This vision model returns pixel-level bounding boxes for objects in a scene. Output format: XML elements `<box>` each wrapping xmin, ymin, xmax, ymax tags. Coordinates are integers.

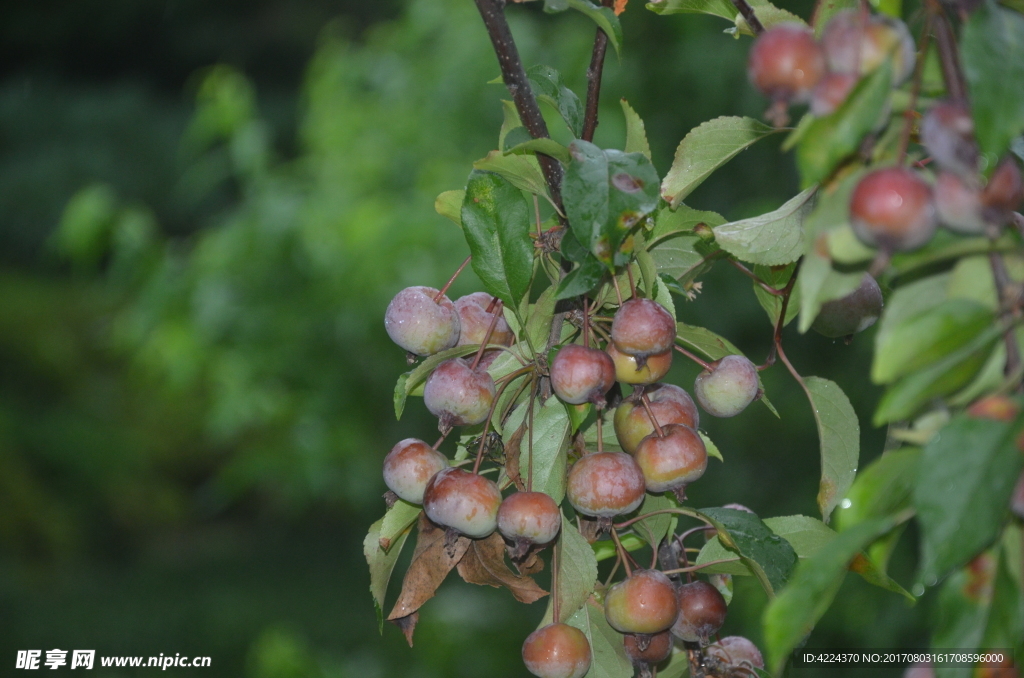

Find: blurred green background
<box><xmin>0</xmin><ymin>0</ymin><xmax>931</xmax><ymax>675</ymax></box>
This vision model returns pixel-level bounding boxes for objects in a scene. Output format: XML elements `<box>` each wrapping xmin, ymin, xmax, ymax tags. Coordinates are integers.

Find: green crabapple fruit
<box><xmin>611</xmin><ymin>298</ymin><xmax>677</xmax><ymax>359</ymax></box>
<box><xmin>522</xmin><ymin>623</ymin><xmax>592</xmax><ymax>678</ymax></box>
<box><xmin>821</xmin><ymin>10</ymin><xmax>915</xmax><ymax>83</ymax></box>
<box><xmin>455</xmin><ymin>292</ymin><xmax>514</xmax><ymax>347</ymax></box>
<box><xmin>622</xmin><ymin>630</ymin><xmax>673</xmax><ymax>666</ymax></box>
<box><xmin>423</xmin><ymin>358</ymin><xmax>496</xmax><ymax>430</ymax></box>
<box><xmin>935</xmin><ymin>172</ymin><xmax>986</xmax><ymax>235</ymax></box>
<box><xmin>811</xmin><ymin>273</ymin><xmax>883</xmax><ymax>338</ymax></box>
<box><xmin>604</xmin><ymin>569</ymin><xmax>680</xmax><ymax>634</ymax></box>
<box><xmin>382</xmin><ymin>438</ymin><xmax>448</xmax><ymax>504</ymax></box>
<box><xmin>607</xmin><ymin>343</ymin><xmax>673</xmax><ymax>385</ymax></box>
<box><xmin>672</xmin><ymin>580</ymin><xmax>728</xmax><ymax>644</ymax></box>
<box><xmin>849</xmin><ymin>167</ymin><xmax>937</xmax><ymax>252</ymax></box>
<box><xmin>550</xmin><ymin>344</ymin><xmax>617</xmax><ymax>406</ymax></box>
<box><xmin>497</xmin><ymin>491</ymin><xmax>562</xmax><ymax>547</ymax></box>
<box><xmin>633</xmin><ymin>424</ymin><xmax>708</xmax><ymax>497</ymax></box>
<box><xmin>385</xmin><ymin>286</ymin><xmax>460</xmax><ymax>356</ymax></box>
<box><xmin>566</xmin><ymin>452</ymin><xmax>647</xmax><ymax>518</ymax></box>
<box><xmin>747</xmin><ymin>24</ymin><xmax>825</xmax><ymax>103</ymax></box>
<box><xmin>422</xmin><ymin>467</ymin><xmax>502</xmax><ymax>538</ymax></box>
<box><xmin>613</xmin><ymin>383</ymin><xmax>699</xmax><ymax>454</ymax></box>
<box><xmin>706</xmin><ymin>636</ymin><xmax>765</xmax><ymax>670</ymax></box>
<box><xmin>694</xmin><ymin>354</ymin><xmax>760</xmax><ymax>418</ymax></box>
<box><xmin>921</xmin><ymin>101</ymin><xmax>978</xmax><ymax>178</ymax></box>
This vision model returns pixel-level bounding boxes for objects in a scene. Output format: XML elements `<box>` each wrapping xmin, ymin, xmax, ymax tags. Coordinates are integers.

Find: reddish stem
<box><xmin>470</xmin><ymin>299</ymin><xmax>504</xmax><ymax>371</ymax></box>
<box><xmin>610</xmin><ymin>528</ymin><xmax>634</xmax><ymax>578</ymax></box>
<box><xmin>435</xmin><ymin>255</ymin><xmax>471</xmax><ymax>302</ymax></box>
<box><xmin>674</xmin><ymin>344</ymin><xmax>714</xmax><ymax>371</ymax></box>
<box><xmin>639</xmin><ymin>391</ymin><xmax>666</xmax><ymax>437</ymax></box>
<box><xmin>897</xmin><ymin>16</ymin><xmax>933</xmax><ymax>165</ymax></box>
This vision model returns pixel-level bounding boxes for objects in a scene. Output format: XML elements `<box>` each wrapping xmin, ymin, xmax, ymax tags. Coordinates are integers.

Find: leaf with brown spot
<box><xmin>389</xmin><ymin>612</ymin><xmax>419</xmax><ymax>647</ymax></box>
<box><xmin>456</xmin><ymin>532</ymin><xmax>549</xmax><ymax>603</ymax></box>
<box><xmin>388</xmin><ymin>515</ymin><xmax>471</xmax><ymax>624</ymax></box>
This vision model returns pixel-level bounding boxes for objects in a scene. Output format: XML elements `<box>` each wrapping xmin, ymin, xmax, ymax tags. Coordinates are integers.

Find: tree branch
<box><xmin>927</xmin><ymin>0</ymin><xmax>967</xmax><ymax>103</ymax></box>
<box><xmin>581</xmin><ymin>0</ymin><xmax>615</xmax><ymax>142</ymax></box>
<box><xmin>989</xmin><ymin>252</ymin><xmax>1023</xmax><ymax>381</ymax></box>
<box><xmin>731</xmin><ymin>0</ymin><xmax>765</xmax><ymax>35</ymax></box>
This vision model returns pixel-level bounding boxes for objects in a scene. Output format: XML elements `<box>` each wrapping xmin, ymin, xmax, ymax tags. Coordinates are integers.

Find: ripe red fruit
<box><xmin>611</xmin><ymin>298</ymin><xmax>677</xmax><ymax>359</ymax></box>
<box><xmin>747</xmin><ymin>24</ymin><xmax>825</xmax><ymax>103</ymax></box>
<box><xmin>821</xmin><ymin>10</ymin><xmax>915</xmax><ymax>83</ymax></box>
<box><xmin>633</xmin><ymin>424</ymin><xmax>708</xmax><ymax>496</ymax></box>
<box><xmin>614</xmin><ymin>384</ymin><xmax>699</xmax><ymax>454</ymax></box>
<box><xmin>810</xmin><ymin>72</ymin><xmax>858</xmax><ymax>117</ymax></box>
<box><xmin>551</xmin><ymin>344</ymin><xmax>616</xmax><ymax>406</ymax></box>
<box><xmin>706</xmin><ymin>636</ymin><xmax>764</xmax><ymax>670</ymax></box>
<box><xmin>422</xmin><ymin>467</ymin><xmax>502</xmax><ymax>538</ymax></box>
<box><xmin>849</xmin><ymin>167</ymin><xmax>937</xmax><ymax>252</ymax></box>
<box><xmin>811</xmin><ymin>273</ymin><xmax>883</xmax><ymax>338</ymax></box>
<box><xmin>935</xmin><ymin>172</ymin><xmax>986</xmax><ymax>235</ymax></box>
<box><xmin>385</xmin><ymin>286</ymin><xmax>461</xmax><ymax>356</ymax></box>
<box><xmin>623</xmin><ymin>630</ymin><xmax>673</xmax><ymax>666</ymax></box>
<box><xmin>921</xmin><ymin>101</ymin><xmax>978</xmax><ymax>178</ymax></box>
<box><xmin>522</xmin><ymin>623</ymin><xmax>592</xmax><ymax>678</ymax></box>
<box><xmin>382</xmin><ymin>438</ymin><xmax>448</xmax><ymax>504</ymax></box>
<box><xmin>566</xmin><ymin>452</ymin><xmax>647</xmax><ymax>518</ymax></box>
<box><xmin>607</xmin><ymin>343</ymin><xmax>673</xmax><ymax>385</ymax></box>
<box><xmin>497</xmin><ymin>491</ymin><xmax>562</xmax><ymax>546</ymax></box>
<box><xmin>455</xmin><ymin>292</ymin><xmax>514</xmax><ymax>347</ymax></box>
<box><xmin>981</xmin><ymin>158</ymin><xmax>1024</xmax><ymax>226</ymax></box>
<box><xmin>604</xmin><ymin>569</ymin><xmax>680</xmax><ymax>634</ymax></box>
<box><xmin>672</xmin><ymin>580</ymin><xmax>728</xmax><ymax>643</ymax></box>
<box><xmin>423</xmin><ymin>358</ymin><xmax>496</xmax><ymax>430</ymax></box>
<box><xmin>693</xmin><ymin>354</ymin><xmax>760</xmax><ymax>418</ymax></box>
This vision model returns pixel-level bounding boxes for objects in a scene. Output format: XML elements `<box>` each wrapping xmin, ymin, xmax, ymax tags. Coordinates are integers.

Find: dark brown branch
<box><xmin>731</xmin><ymin>0</ymin><xmax>765</xmax><ymax>35</ymax></box>
<box><xmin>581</xmin><ymin>0</ymin><xmax>615</xmax><ymax>142</ymax></box>
<box><xmin>989</xmin><ymin>252</ymin><xmax>1022</xmax><ymax>382</ymax></box>
<box><xmin>474</xmin><ymin>0</ymin><xmax>564</xmax><ymax>210</ymax></box>
<box><xmin>927</xmin><ymin>0</ymin><xmax>967</xmax><ymax>103</ymax></box>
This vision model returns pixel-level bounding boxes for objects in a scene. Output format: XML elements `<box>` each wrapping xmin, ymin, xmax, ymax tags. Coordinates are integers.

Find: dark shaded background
<box><xmin>0</xmin><ymin>0</ymin><xmax>930</xmax><ymax>675</ymax></box>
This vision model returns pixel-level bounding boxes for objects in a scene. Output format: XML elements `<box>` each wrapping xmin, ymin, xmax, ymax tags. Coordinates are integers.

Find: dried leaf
<box><xmin>503</xmin><ymin>423</ymin><xmax>528</xmax><ymax>491</ymax></box>
<box><xmin>457</xmin><ymin>532</ymin><xmax>550</xmax><ymax>604</ymax></box>
<box><xmin>614</xmin><ymin>0</ymin><xmax>628</xmax><ymax>14</ymax></box>
<box><xmin>517</xmin><ymin>550</ymin><xmax>546</xmax><ymax>576</ymax></box>
<box><xmin>388</xmin><ymin>515</ymin><xmax>471</xmax><ymax>622</ymax></box>
<box><xmin>389</xmin><ymin>612</ymin><xmax>419</xmax><ymax>647</ymax></box>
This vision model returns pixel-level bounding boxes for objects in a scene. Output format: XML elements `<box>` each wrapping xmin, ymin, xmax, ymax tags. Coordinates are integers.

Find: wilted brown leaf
<box><xmin>516</xmin><ymin>549</ymin><xmax>546</xmax><ymax>576</ymax></box>
<box><xmin>456</xmin><ymin>532</ymin><xmax>549</xmax><ymax>604</ymax></box>
<box><xmin>614</xmin><ymin>0</ymin><xmax>628</xmax><ymax>15</ymax></box>
<box><xmin>389</xmin><ymin>612</ymin><xmax>418</xmax><ymax>647</ymax></box>
<box><xmin>388</xmin><ymin>515</ymin><xmax>471</xmax><ymax>625</ymax></box>
<box><xmin>503</xmin><ymin>423</ymin><xmax>527</xmax><ymax>492</ymax></box>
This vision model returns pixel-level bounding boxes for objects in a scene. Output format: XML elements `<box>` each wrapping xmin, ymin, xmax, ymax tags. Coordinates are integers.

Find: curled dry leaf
<box><xmin>503</xmin><ymin>423</ymin><xmax>528</xmax><ymax>492</ymax></box>
<box><xmin>389</xmin><ymin>612</ymin><xmax>419</xmax><ymax>648</ymax></box>
<box><xmin>456</xmin><ymin>531</ymin><xmax>550</xmax><ymax>604</ymax></box>
<box><xmin>516</xmin><ymin>550</ymin><xmax>546</xmax><ymax>576</ymax></box>
<box><xmin>388</xmin><ymin>514</ymin><xmax>472</xmax><ymax>626</ymax></box>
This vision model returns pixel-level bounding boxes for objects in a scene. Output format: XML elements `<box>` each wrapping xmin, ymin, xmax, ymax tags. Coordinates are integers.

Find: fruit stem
<box><xmin>639</xmin><ymin>392</ymin><xmax>666</xmax><ymax>438</ymax></box>
<box><xmin>614</xmin><ymin>508</ymin><xmax>713</xmax><ymax>530</ymax></box>
<box><xmin>472</xmin><ymin>370</ymin><xmax>528</xmax><ymax>475</ymax></box>
<box><xmin>527</xmin><ymin>380</ymin><xmax>538</xmax><ymax>492</ymax></box>
<box><xmin>604</xmin><ymin>552</ymin><xmax>622</xmax><ymax>587</ymax></box>
<box><xmin>989</xmin><ymin>252</ymin><xmax>1023</xmax><ymax>385</ymax></box>
<box><xmin>661</xmin><ymin>557</ymin><xmax>741</xmax><ymax>576</ymax></box>
<box><xmin>470</xmin><ymin>299</ymin><xmax>504</xmax><ymax>371</ymax></box>
<box><xmin>583</xmin><ymin>298</ymin><xmax>591</xmax><ymax>349</ymax></box>
<box><xmin>896</xmin><ymin>15</ymin><xmax>933</xmax><ymax>166</ymax></box>
<box><xmin>728</xmin><ymin>260</ymin><xmax>784</xmax><ymax>296</ymax></box>
<box><xmin>759</xmin><ymin>257</ymin><xmax>801</xmax><ymax>371</ymax></box>
<box><xmin>673</xmin><ymin>345</ymin><xmax>713</xmax><ymax>371</ymax></box>
<box><xmin>675</xmin><ymin>525</ymin><xmax>710</xmax><ymax>548</ymax></box>
<box><xmin>610</xmin><ymin>528</ymin><xmax>634</xmax><ymax>578</ymax></box>
<box><xmin>596</xmin><ymin>414</ymin><xmax>604</xmax><ymax>453</ymax></box>
<box><xmin>730</xmin><ymin>0</ymin><xmax>765</xmax><ymax>35</ymax></box>
<box><xmin>581</xmin><ymin>0</ymin><xmax>615</xmax><ymax>143</ymax></box>
<box><xmin>626</xmin><ymin>265</ymin><xmax>638</xmax><ymax>299</ymax></box>
<box><xmin>434</xmin><ymin>255</ymin><xmax>471</xmax><ymax>303</ymax></box>
<box><xmin>612</xmin><ymin>273</ymin><xmax>624</xmax><ymax>306</ymax></box>
<box><xmin>552</xmin><ymin>536</ymin><xmax>562</xmax><ymax>622</ymax></box>
<box><xmin>926</xmin><ymin>0</ymin><xmax>967</xmax><ymax>103</ymax></box>
<box><xmin>432</xmin><ymin>430</ymin><xmax>450</xmax><ymax>451</ymax></box>
<box><xmin>590</xmin><ymin>320</ymin><xmax>613</xmax><ymax>345</ymax></box>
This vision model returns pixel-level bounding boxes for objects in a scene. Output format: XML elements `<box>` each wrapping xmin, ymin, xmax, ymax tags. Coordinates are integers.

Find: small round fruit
<box><xmin>810</xmin><ymin>72</ymin><xmax>858</xmax><ymax>117</ymax></box>
<box><xmin>634</xmin><ymin>424</ymin><xmax>708</xmax><ymax>494</ymax></box>
<box><xmin>607</xmin><ymin>344</ymin><xmax>673</xmax><ymax>385</ymax></box>
<box><xmin>921</xmin><ymin>101</ymin><xmax>979</xmax><ymax>178</ymax></box>
<box><xmin>811</xmin><ymin>273</ymin><xmax>883</xmax><ymax>338</ymax></box>
<box><xmin>551</xmin><ymin>344</ymin><xmax>617</xmax><ymax>406</ymax></box>
<box><xmin>423</xmin><ymin>358</ymin><xmax>496</xmax><ymax>428</ymax></box>
<box><xmin>383</xmin><ymin>438</ymin><xmax>449</xmax><ymax>504</ymax></box>
<box><xmin>566</xmin><ymin>452</ymin><xmax>647</xmax><ymax>518</ymax></box>
<box><xmin>694</xmin><ymin>354</ymin><xmax>760</xmax><ymax>418</ymax></box>
<box><xmin>981</xmin><ymin>158</ymin><xmax>1024</xmax><ymax>226</ymax></box>
<box><xmin>614</xmin><ymin>384</ymin><xmax>699</xmax><ymax>454</ymax></box>
<box><xmin>706</xmin><ymin>636</ymin><xmax>764</xmax><ymax>670</ymax></box>
<box><xmin>384</xmin><ymin>286</ymin><xmax>461</xmax><ymax>356</ymax></box>
<box><xmin>623</xmin><ymin>630</ymin><xmax>673</xmax><ymax>665</ymax></box>
<box><xmin>497</xmin><ymin>491</ymin><xmax>562</xmax><ymax>545</ymax></box>
<box><xmin>605</xmin><ymin>569</ymin><xmax>679</xmax><ymax>634</ymax></box>
<box><xmin>422</xmin><ymin>467</ymin><xmax>502</xmax><ymax>538</ymax></box>
<box><xmin>935</xmin><ymin>172</ymin><xmax>986</xmax><ymax>234</ymax></box>
<box><xmin>849</xmin><ymin>167</ymin><xmax>937</xmax><ymax>252</ymax></box>
<box><xmin>747</xmin><ymin>23</ymin><xmax>826</xmax><ymax>102</ymax></box>
<box><xmin>522</xmin><ymin>623</ymin><xmax>592</xmax><ymax>678</ymax></box>
<box><xmin>611</xmin><ymin>298</ymin><xmax>677</xmax><ymax>358</ymax></box>
<box><xmin>672</xmin><ymin>580</ymin><xmax>728</xmax><ymax>644</ymax></box>
<box><xmin>821</xmin><ymin>10</ymin><xmax>915</xmax><ymax>83</ymax></box>
<box><xmin>455</xmin><ymin>292</ymin><xmax>514</xmax><ymax>347</ymax></box>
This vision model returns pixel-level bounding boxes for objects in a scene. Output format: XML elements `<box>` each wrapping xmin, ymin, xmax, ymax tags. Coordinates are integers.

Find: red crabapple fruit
<box><xmin>811</xmin><ymin>273</ymin><xmax>883</xmax><ymax>338</ymax></box>
<box><xmin>385</xmin><ymin>286</ymin><xmax>460</xmax><ymax>356</ymax></box>
<box><xmin>423</xmin><ymin>358</ymin><xmax>496</xmax><ymax>430</ymax></box>
<box><xmin>611</xmin><ymin>298</ymin><xmax>677</xmax><ymax>359</ymax></box>
<box><xmin>747</xmin><ymin>24</ymin><xmax>825</xmax><ymax>103</ymax></box>
<box><xmin>935</xmin><ymin>172</ymin><xmax>986</xmax><ymax>235</ymax></box>
<box><xmin>981</xmin><ymin>158</ymin><xmax>1024</xmax><ymax>226</ymax></box>
<box><xmin>694</xmin><ymin>354</ymin><xmax>760</xmax><ymax>418</ymax></box>
<box><xmin>522</xmin><ymin>623</ymin><xmax>592</xmax><ymax>678</ymax></box>
<box><xmin>566</xmin><ymin>452</ymin><xmax>647</xmax><ymax>518</ymax></box>
<box><xmin>623</xmin><ymin>630</ymin><xmax>673</xmax><ymax>666</ymax></box>
<box><xmin>607</xmin><ymin>343</ymin><xmax>673</xmax><ymax>385</ymax></box>
<box><xmin>706</xmin><ymin>636</ymin><xmax>765</xmax><ymax>671</ymax></box>
<box><xmin>809</xmin><ymin>72</ymin><xmax>858</xmax><ymax>117</ymax></box>
<box><xmin>633</xmin><ymin>424</ymin><xmax>708</xmax><ymax>497</ymax></box>
<box><xmin>497</xmin><ymin>491</ymin><xmax>562</xmax><ymax>553</ymax></box>
<box><xmin>455</xmin><ymin>292</ymin><xmax>514</xmax><ymax>347</ymax></box>
<box><xmin>422</xmin><ymin>467</ymin><xmax>502</xmax><ymax>538</ymax></box>
<box><xmin>672</xmin><ymin>580</ymin><xmax>728</xmax><ymax>644</ymax></box>
<box><xmin>604</xmin><ymin>569</ymin><xmax>680</xmax><ymax>634</ymax></box>
<box><xmin>921</xmin><ymin>101</ymin><xmax>979</xmax><ymax>178</ymax></box>
<box><xmin>821</xmin><ymin>10</ymin><xmax>915</xmax><ymax>83</ymax></box>
<box><xmin>551</xmin><ymin>344</ymin><xmax>617</xmax><ymax>406</ymax></box>
<box><xmin>849</xmin><ymin>167</ymin><xmax>937</xmax><ymax>252</ymax></box>
<box><xmin>614</xmin><ymin>384</ymin><xmax>699</xmax><ymax>454</ymax></box>
<box><xmin>383</xmin><ymin>438</ymin><xmax>448</xmax><ymax>504</ymax></box>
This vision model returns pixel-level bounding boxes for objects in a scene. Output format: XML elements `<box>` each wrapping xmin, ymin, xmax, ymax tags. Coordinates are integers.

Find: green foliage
<box><xmin>700</xmin><ymin>507</ymin><xmax>799</xmax><ymax>597</ymax></box>
<box><xmin>803</xmin><ymin>376</ymin><xmax>860</xmax><ymax>523</ymax></box>
<box><xmin>555</xmin><ymin>516</ymin><xmax>600</xmax><ymax>622</ymax></box>
<box><xmin>712</xmin><ymin>187</ymin><xmax>815</xmax><ymax>265</ymax></box>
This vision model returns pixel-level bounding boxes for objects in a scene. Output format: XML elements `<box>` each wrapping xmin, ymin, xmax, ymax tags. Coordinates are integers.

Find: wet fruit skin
<box><xmin>694</xmin><ymin>354</ymin><xmax>760</xmax><ymax>418</ymax></box>
<box><xmin>706</xmin><ymin>636</ymin><xmax>764</xmax><ymax>670</ymax></box>
<box><xmin>497</xmin><ymin>491</ymin><xmax>562</xmax><ymax>545</ymax></box>
<box><xmin>566</xmin><ymin>452</ymin><xmax>647</xmax><ymax>518</ymax></box>
<box><xmin>382</xmin><ymin>438</ymin><xmax>449</xmax><ymax>504</ymax></box>
<box><xmin>634</xmin><ymin>424</ymin><xmax>708</xmax><ymax>494</ymax></box>
<box><xmin>622</xmin><ymin>630</ymin><xmax>673</xmax><ymax>665</ymax></box>
<box><xmin>422</xmin><ymin>467</ymin><xmax>502</xmax><ymax>538</ymax></box>
<box><xmin>614</xmin><ymin>384</ymin><xmax>699</xmax><ymax>454</ymax></box>
<box><xmin>522</xmin><ymin>623</ymin><xmax>592</xmax><ymax>678</ymax></box>
<box><xmin>849</xmin><ymin>167</ymin><xmax>937</xmax><ymax>252</ymax></box>
<box><xmin>820</xmin><ymin>10</ymin><xmax>916</xmax><ymax>84</ymax></box>
<box><xmin>611</xmin><ymin>298</ymin><xmax>677</xmax><ymax>358</ymax></box>
<box><xmin>455</xmin><ymin>292</ymin><xmax>514</xmax><ymax>347</ymax></box>
<box><xmin>811</xmin><ymin>273</ymin><xmax>883</xmax><ymax>338</ymax></box>
<box><xmin>607</xmin><ymin>343</ymin><xmax>673</xmax><ymax>385</ymax></box>
<box><xmin>921</xmin><ymin>101</ymin><xmax>978</xmax><ymax>178</ymax></box>
<box><xmin>935</xmin><ymin>172</ymin><xmax>986</xmax><ymax>235</ymax></box>
<box><xmin>551</xmin><ymin>344</ymin><xmax>617</xmax><ymax>406</ymax></box>
<box><xmin>747</xmin><ymin>23</ymin><xmax>826</xmax><ymax>102</ymax></box>
<box><xmin>605</xmin><ymin>569</ymin><xmax>680</xmax><ymax>634</ymax></box>
<box><xmin>423</xmin><ymin>358</ymin><xmax>496</xmax><ymax>428</ymax></box>
<box><xmin>384</xmin><ymin>286</ymin><xmax>461</xmax><ymax>356</ymax></box>
<box><xmin>672</xmin><ymin>580</ymin><xmax>728</xmax><ymax>643</ymax></box>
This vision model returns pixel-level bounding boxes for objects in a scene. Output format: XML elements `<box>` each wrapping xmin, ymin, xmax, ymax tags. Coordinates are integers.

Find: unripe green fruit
<box><xmin>422</xmin><ymin>467</ymin><xmax>502</xmax><ymax>538</ymax></box>
<box><xmin>622</xmin><ymin>630</ymin><xmax>673</xmax><ymax>665</ymax></box>
<box><xmin>566</xmin><ymin>452</ymin><xmax>646</xmax><ymax>518</ymax></box>
<box><xmin>551</xmin><ymin>344</ymin><xmax>616</xmax><ymax>406</ymax></box>
<box><xmin>706</xmin><ymin>636</ymin><xmax>764</xmax><ymax>670</ymax></box>
<box><xmin>614</xmin><ymin>383</ymin><xmax>699</xmax><ymax>454</ymax></box>
<box><xmin>821</xmin><ymin>10</ymin><xmax>915</xmax><ymax>84</ymax></box>
<box><xmin>671</xmin><ymin>580</ymin><xmax>728</xmax><ymax>644</ymax></box>
<box><xmin>497</xmin><ymin>491</ymin><xmax>562</xmax><ymax>546</ymax></box>
<box><xmin>384</xmin><ymin>286</ymin><xmax>460</xmax><ymax>356</ymax></box>
<box><xmin>604</xmin><ymin>569</ymin><xmax>679</xmax><ymax>634</ymax></box>
<box><xmin>455</xmin><ymin>292</ymin><xmax>514</xmax><ymax>347</ymax></box>
<box><xmin>382</xmin><ymin>438</ymin><xmax>448</xmax><ymax>504</ymax></box>
<box><xmin>633</xmin><ymin>424</ymin><xmax>708</xmax><ymax>494</ymax></box>
<box><xmin>423</xmin><ymin>358</ymin><xmax>496</xmax><ymax>429</ymax></box>
<box><xmin>694</xmin><ymin>355</ymin><xmax>760</xmax><ymax>418</ymax></box>
<box><xmin>522</xmin><ymin>623</ymin><xmax>592</xmax><ymax>678</ymax></box>
<box><xmin>607</xmin><ymin>343</ymin><xmax>673</xmax><ymax>385</ymax></box>
<box><xmin>849</xmin><ymin>167</ymin><xmax>937</xmax><ymax>252</ymax></box>
<box><xmin>747</xmin><ymin>23</ymin><xmax>826</xmax><ymax>103</ymax></box>
<box><xmin>812</xmin><ymin>273</ymin><xmax>883</xmax><ymax>338</ymax></box>
<box><xmin>935</xmin><ymin>172</ymin><xmax>986</xmax><ymax>235</ymax></box>
<box><xmin>611</xmin><ymin>298</ymin><xmax>677</xmax><ymax>358</ymax></box>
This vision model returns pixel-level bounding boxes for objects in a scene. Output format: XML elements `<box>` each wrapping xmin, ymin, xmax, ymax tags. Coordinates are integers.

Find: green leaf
<box><xmin>498</xmin><ymin>100</ymin><xmax>525</xmax><ymax>149</ymax></box>
<box><xmin>525</xmin><ymin>285</ymin><xmax>559</xmax><ymax>355</ymax></box>
<box><xmin>633</xmin><ymin>492</ymin><xmax>677</xmax><ymax>549</ymax></box>
<box><xmin>566</xmin><ymin>0</ymin><xmax>624</xmax><ymax>55</ymax></box>
<box><xmin>931</xmin><ymin>547</ymin><xmax>999</xmax><ymax>678</ymax></box>
<box><xmin>527</xmin><ymin>65</ymin><xmax>585</xmax><ymax>138</ymax></box>
<box><xmin>700</xmin><ymin>431</ymin><xmax>724</xmax><ymax>462</ymax></box>
<box><xmin>753</xmin><ymin>263</ymin><xmax>800</xmax><ymax>327</ymax></box>
<box><xmin>592</xmin><ymin>533</ymin><xmax>647</xmax><ymax>562</ymax></box>
<box><xmin>473</xmin><ymin>151</ymin><xmax>552</xmax><ymax>205</ymax></box>
<box><xmin>461</xmin><ymin>170</ymin><xmax>535</xmax><ymax>307</ymax></box>
<box><xmin>556</xmin><ymin>256</ymin><xmax>607</xmax><ymax>299</ymax></box>
<box><xmin>796</xmin><ymin>63</ymin><xmax>892</xmax><ymax>188</ymax></box>
<box><xmin>872</xmin><ymin>273</ymin><xmax>950</xmax><ymax>355</ymax></box>
<box><xmin>647</xmin><ymin>0</ymin><xmax>806</xmax><ymax>34</ymax></box>
<box><xmin>435</xmin><ymin>190</ymin><xmax>465</xmax><ymax>228</ymax></box>
<box><xmin>364</xmin><ymin>516</ymin><xmax>414</xmax><ymax>632</ymax></box>
<box><xmin>650</xmin><ymin>203</ymin><xmax>727</xmax><ymax>243</ymax></box>
<box><xmin>379</xmin><ymin>499</ymin><xmax>423</xmax><ymax>552</ymax></box>
<box><xmin>699</xmin><ymin>507</ymin><xmax>799</xmax><ymax>597</ymax></box>
<box><xmin>394</xmin><ymin>345</ymin><xmax>480</xmax><ymax>419</ymax></box>
<box><xmin>562</xmin><ymin>140</ymin><xmax>660</xmax><ymax>269</ymax></box>
<box><xmin>564</xmin><ymin>598</ymin><xmax>633</xmax><ymax>678</ymax></box>
<box><xmin>502</xmin><ymin>126</ymin><xmax>534</xmax><ymax>151</ymax></box>
<box><xmin>621</xmin><ymin>99</ymin><xmax>652</xmax><ymax>159</ymax></box>
<box><xmin>962</xmin><ymin>1</ymin><xmax>1024</xmax><ymax>167</ymax></box>
<box><xmin>504</xmin><ymin>137</ymin><xmax>572</xmax><ymax>164</ymax></box>
<box><xmin>696</xmin><ymin>514</ymin><xmax>836</xmax><ymax>576</ymax></box>
<box><xmin>712</xmin><ymin>187</ymin><xmax>815</xmax><ymax>265</ymax></box>
<box><xmin>556</xmin><ymin>515</ymin><xmax>600</xmax><ymax>622</ymax></box>
<box><xmin>914</xmin><ymin>409</ymin><xmax>1024</xmax><ymax>585</ymax></box>
<box><xmin>762</xmin><ymin>516</ymin><xmax>899</xmax><ymax>675</ymax></box>
<box><xmin>872</xmin><ymin>299</ymin><xmax>996</xmax><ymax>384</ymax></box>
<box><xmin>504</xmin><ymin>396</ymin><xmax>572</xmax><ymax>502</ymax></box>
<box><xmin>661</xmin><ymin>117</ymin><xmax>779</xmax><ymax>208</ymax></box>
<box><xmin>803</xmin><ymin>377</ymin><xmax>860</xmax><ymax>524</ymax></box>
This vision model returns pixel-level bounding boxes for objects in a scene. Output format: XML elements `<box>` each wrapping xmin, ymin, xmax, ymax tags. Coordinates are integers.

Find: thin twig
<box><xmin>729</xmin><ymin>259</ymin><xmax>784</xmax><ymax>296</ymax></box>
<box><xmin>435</xmin><ymin>255</ymin><xmax>471</xmax><ymax>302</ymax></box>
<box><xmin>760</xmin><ymin>257</ymin><xmax>802</xmax><ymax>370</ymax></box>
<box><xmin>927</xmin><ymin>0</ymin><xmax>967</xmax><ymax>103</ymax></box>
<box><xmin>527</xmin><ymin>379</ymin><xmax>538</xmax><ymax>492</ymax></box>
<box><xmin>897</xmin><ymin>15</ymin><xmax>933</xmax><ymax>165</ymax></box>
<box><xmin>674</xmin><ymin>344</ymin><xmax>714</xmax><ymax>371</ymax></box>
<box><xmin>470</xmin><ymin>300</ymin><xmax>505</xmax><ymax>370</ymax></box>
<box><xmin>626</xmin><ymin>265</ymin><xmax>638</xmax><ymax>299</ymax></box>
<box><xmin>612</xmin><ymin>274</ymin><xmax>624</xmax><ymax>305</ymax></box>
<box><xmin>581</xmin><ymin>0</ymin><xmax>615</xmax><ymax>142</ymax></box>
<box><xmin>473</xmin><ymin>371</ymin><xmax>525</xmax><ymax>474</ymax></box>
<box><xmin>610</xmin><ymin>528</ymin><xmax>634</xmax><ymax>577</ymax></box>
<box><xmin>553</xmin><ymin>539</ymin><xmax>562</xmax><ymax>622</ymax></box>
<box><xmin>730</xmin><ymin>0</ymin><xmax>765</xmax><ymax>35</ymax></box>
<box><xmin>614</xmin><ymin>507</ymin><xmax>712</xmax><ymax>530</ymax></box>
<box><xmin>661</xmin><ymin>557</ymin><xmax>742</xmax><ymax>575</ymax></box>
<box><xmin>989</xmin><ymin>252</ymin><xmax>1023</xmax><ymax>383</ymax></box>
<box><xmin>639</xmin><ymin>392</ymin><xmax>666</xmax><ymax>437</ymax></box>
